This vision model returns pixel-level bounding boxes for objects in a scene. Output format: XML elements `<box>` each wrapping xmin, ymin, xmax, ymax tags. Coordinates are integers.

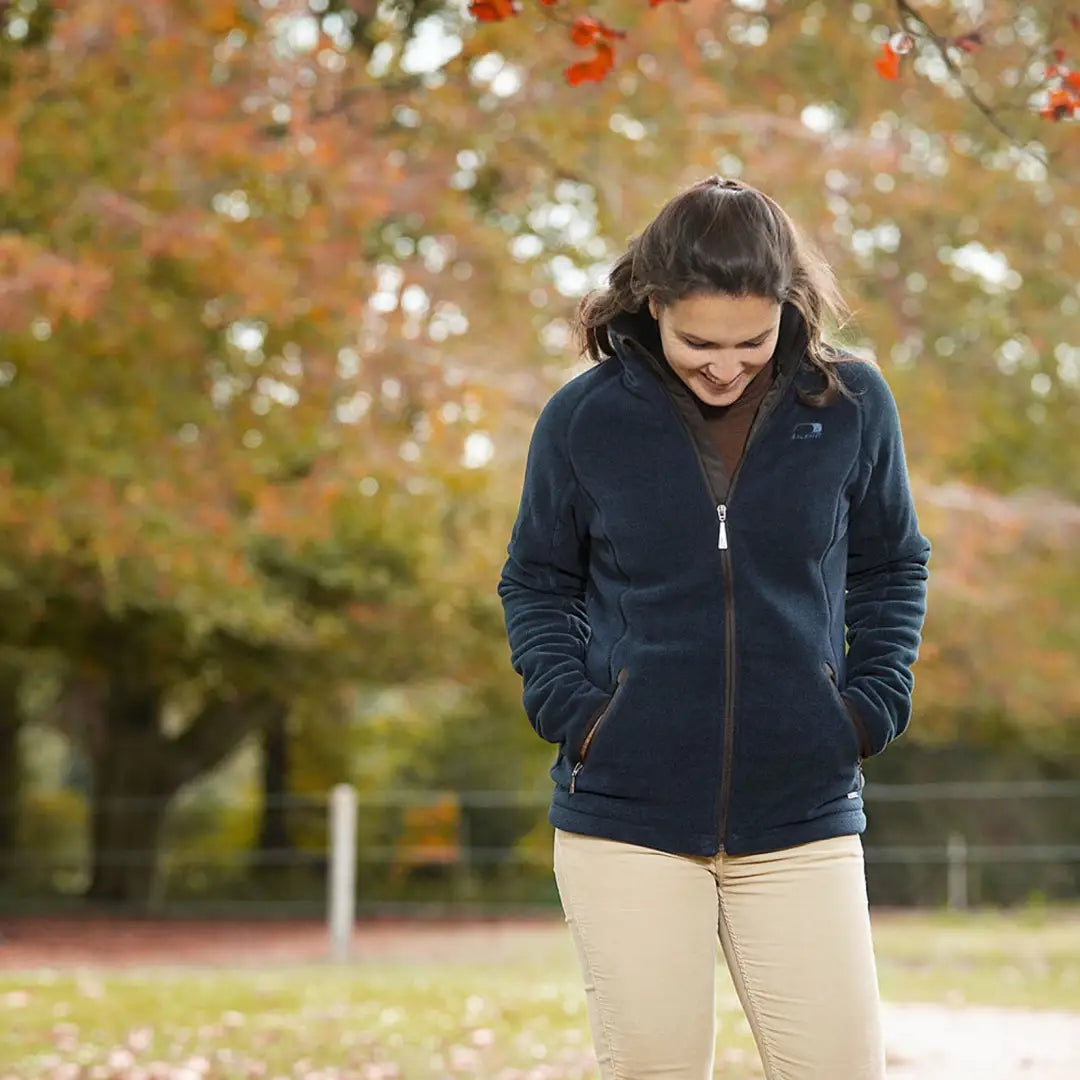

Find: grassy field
<box><xmin>1</xmin><ymin>908</ymin><xmax>1078</xmax><ymax>1079</ymax></box>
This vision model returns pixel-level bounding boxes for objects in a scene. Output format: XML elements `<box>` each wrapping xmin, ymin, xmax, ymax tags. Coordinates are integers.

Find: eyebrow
<box><xmin>679</xmin><ymin>324</ymin><xmax>777</xmax><ymax>347</ymax></box>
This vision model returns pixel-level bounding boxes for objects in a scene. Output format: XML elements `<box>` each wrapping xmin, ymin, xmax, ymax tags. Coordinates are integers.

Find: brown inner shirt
<box><xmin>691</xmin><ymin>358</ymin><xmax>777</xmax><ymax>480</ymax></box>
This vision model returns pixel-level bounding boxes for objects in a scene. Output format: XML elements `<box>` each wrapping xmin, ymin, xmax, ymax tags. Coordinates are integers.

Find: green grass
<box><xmin>873</xmin><ymin>906</ymin><xmax>1080</xmax><ymax>1011</ymax></box>
<box><xmin>1</xmin><ymin>908</ymin><xmax>1078</xmax><ymax>1079</ymax></box>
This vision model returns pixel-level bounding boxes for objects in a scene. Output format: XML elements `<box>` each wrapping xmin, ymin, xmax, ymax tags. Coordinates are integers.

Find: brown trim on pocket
<box><xmin>824</xmin><ymin>660</ymin><xmax>870</xmax><ymax>760</ymax></box>
<box><xmin>570</xmin><ymin>667</ymin><xmax>628</xmax><ymax>793</ymax></box>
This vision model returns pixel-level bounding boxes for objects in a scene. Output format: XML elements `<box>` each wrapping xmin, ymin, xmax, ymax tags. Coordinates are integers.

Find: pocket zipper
<box><xmin>570</xmin><ymin>668</ymin><xmax>628</xmax><ymax>793</ymax></box>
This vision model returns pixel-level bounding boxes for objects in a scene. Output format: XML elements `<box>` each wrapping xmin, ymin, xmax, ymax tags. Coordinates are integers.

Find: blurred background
<box><xmin>1</xmin><ymin>0</ymin><xmax>1079</xmax><ymax>945</ymax></box>
<box><xmin>4</xmin><ymin>3</ymin><xmax>1080</xmax><ymax>1077</ymax></box>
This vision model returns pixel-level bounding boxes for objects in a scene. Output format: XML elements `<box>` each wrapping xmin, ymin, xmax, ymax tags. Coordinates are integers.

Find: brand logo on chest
<box><xmin>792</xmin><ymin>422</ymin><xmax>823</xmax><ymax>440</ymax></box>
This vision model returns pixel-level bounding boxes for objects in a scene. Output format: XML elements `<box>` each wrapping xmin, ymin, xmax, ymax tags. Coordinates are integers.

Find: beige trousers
<box><xmin>553</xmin><ymin>829</ymin><xmax>886</xmax><ymax>1080</ymax></box>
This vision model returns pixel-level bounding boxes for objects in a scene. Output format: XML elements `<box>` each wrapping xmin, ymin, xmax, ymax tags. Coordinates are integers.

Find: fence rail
<box><xmin>16</xmin><ymin>779</ymin><xmax>1080</xmax><ymax>811</ymax></box>
<box><xmin>3</xmin><ymin>779</ymin><xmax>1080</xmax><ymax>916</ymax></box>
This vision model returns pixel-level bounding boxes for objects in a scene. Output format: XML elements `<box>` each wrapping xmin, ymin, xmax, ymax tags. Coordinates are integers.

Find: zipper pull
<box><xmin>717</xmin><ymin>504</ymin><xmax>728</xmax><ymax>550</ymax></box>
<box><xmin>570</xmin><ymin>761</ymin><xmax>583</xmax><ymax>793</ymax></box>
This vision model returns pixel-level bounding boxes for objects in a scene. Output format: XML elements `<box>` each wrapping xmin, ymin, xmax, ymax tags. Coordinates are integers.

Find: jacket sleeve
<box><xmin>841</xmin><ymin>366</ymin><xmax>931</xmax><ymax>758</ymax></box>
<box><xmin>497</xmin><ymin>396</ymin><xmax>614</xmax><ymax>763</ymax></box>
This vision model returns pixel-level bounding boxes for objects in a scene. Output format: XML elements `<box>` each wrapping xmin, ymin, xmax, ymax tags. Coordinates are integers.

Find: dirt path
<box><xmin>883</xmin><ymin>1002</ymin><xmax>1080</xmax><ymax>1080</ymax></box>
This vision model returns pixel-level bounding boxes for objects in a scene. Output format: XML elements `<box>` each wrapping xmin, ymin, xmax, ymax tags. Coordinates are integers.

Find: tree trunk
<box><xmin>82</xmin><ymin>678</ymin><xmax>278</xmax><ymax>909</ymax></box>
<box><xmin>0</xmin><ymin>673</ymin><xmax>22</xmax><ymax>885</ymax></box>
<box><xmin>255</xmin><ymin>705</ymin><xmax>290</xmax><ymax>873</ymax></box>
<box><xmin>86</xmin><ymin>694</ymin><xmax>174</xmax><ymax>907</ymax></box>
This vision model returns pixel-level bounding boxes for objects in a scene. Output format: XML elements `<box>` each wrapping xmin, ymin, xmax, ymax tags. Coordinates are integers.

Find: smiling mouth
<box><xmin>701</xmin><ymin>370</ymin><xmax>742</xmax><ymax>391</ymax></box>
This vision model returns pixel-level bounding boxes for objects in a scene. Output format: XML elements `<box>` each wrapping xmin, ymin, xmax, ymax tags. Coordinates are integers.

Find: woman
<box><xmin>497</xmin><ymin>176</ymin><xmax>930</xmax><ymax>1079</ymax></box>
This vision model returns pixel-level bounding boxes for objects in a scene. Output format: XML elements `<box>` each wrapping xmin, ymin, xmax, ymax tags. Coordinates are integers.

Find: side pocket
<box><xmin>824</xmin><ymin>660</ymin><xmax>870</xmax><ymax>762</ymax></box>
<box><xmin>569</xmin><ymin>667</ymin><xmax>628</xmax><ymax>794</ymax></box>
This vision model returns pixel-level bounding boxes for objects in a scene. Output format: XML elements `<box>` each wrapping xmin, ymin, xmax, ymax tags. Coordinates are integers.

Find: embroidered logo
<box><xmin>792</xmin><ymin>422</ymin><xmax>823</xmax><ymax>440</ymax></box>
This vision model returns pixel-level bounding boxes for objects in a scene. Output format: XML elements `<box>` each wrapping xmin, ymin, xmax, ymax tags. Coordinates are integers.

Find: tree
<box><xmin>2</xmin><ymin>0</ymin><xmax>1078</xmax><ymax>909</ymax></box>
<box><xmin>466</xmin><ymin>0</ymin><xmax>1080</xmax><ymax>144</ymax></box>
<box><xmin>0</xmin><ymin>0</ymin><xmax>512</xmax><ymax>905</ymax></box>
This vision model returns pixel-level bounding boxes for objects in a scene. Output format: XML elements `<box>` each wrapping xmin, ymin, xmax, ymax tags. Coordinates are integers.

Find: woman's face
<box><xmin>648</xmin><ymin>292</ymin><xmax>782</xmax><ymax>406</ymax></box>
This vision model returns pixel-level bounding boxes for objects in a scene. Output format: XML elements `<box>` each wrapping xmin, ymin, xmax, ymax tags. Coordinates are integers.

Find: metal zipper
<box><xmin>713</xmin><ymin>452</ymin><xmax>756</xmax><ymax>851</ymax></box>
<box><xmin>680</xmin><ymin>403</ymin><xmax>784</xmax><ymax>852</ymax></box>
<box><xmin>715</xmin><ymin>542</ymin><xmax>737</xmax><ymax>848</ymax></box>
<box><xmin>656</xmin><ymin>406</ymin><xmax>732</xmax><ymax>848</ymax></box>
<box><xmin>652</xmin><ymin>364</ymin><xmax>790</xmax><ymax>853</ymax></box>
<box><xmin>570</xmin><ymin>668</ymin><xmax>628</xmax><ymax>793</ymax></box>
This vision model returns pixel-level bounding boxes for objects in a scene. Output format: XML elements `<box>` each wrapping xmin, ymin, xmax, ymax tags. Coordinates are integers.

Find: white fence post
<box><xmin>328</xmin><ymin>783</ymin><xmax>358</xmax><ymax>963</ymax></box>
<box><xmin>947</xmin><ymin>832</ymin><xmax>968</xmax><ymax>910</ymax></box>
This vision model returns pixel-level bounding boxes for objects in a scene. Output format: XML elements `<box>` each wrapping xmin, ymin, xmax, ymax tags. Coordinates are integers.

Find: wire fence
<box><xmin>3</xmin><ymin>780</ymin><xmax>1080</xmax><ymax>914</ymax></box>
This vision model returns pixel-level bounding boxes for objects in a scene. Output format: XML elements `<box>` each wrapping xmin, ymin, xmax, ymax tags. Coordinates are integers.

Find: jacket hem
<box><xmin>548</xmin><ymin>802</ymin><xmax>719</xmax><ymax>856</ymax></box>
<box><xmin>548</xmin><ymin>800</ymin><xmax>866</xmax><ymax>858</ymax></box>
<box><xmin>723</xmin><ymin>810</ymin><xmax>867</xmax><ymax>855</ymax></box>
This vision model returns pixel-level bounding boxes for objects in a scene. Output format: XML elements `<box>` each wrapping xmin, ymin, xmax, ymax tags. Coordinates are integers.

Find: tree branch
<box><xmin>170</xmin><ymin>693</ymin><xmax>286</xmax><ymax>789</ymax></box>
<box><xmin>893</xmin><ymin>0</ymin><xmax>1048</xmax><ymax>169</ymax></box>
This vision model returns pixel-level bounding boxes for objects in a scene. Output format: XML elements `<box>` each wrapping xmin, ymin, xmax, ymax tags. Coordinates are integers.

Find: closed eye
<box><xmin>684</xmin><ymin>338</ymin><xmax>767</xmax><ymax>350</ymax></box>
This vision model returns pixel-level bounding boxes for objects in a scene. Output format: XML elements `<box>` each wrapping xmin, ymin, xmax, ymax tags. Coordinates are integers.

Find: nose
<box><xmin>703</xmin><ymin>365</ymin><xmax>742</xmax><ymax>386</ymax></box>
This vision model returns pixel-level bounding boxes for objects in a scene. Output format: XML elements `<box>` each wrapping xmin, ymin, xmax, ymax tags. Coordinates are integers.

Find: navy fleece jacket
<box><xmin>497</xmin><ymin>303</ymin><xmax>931</xmax><ymax>856</ymax></box>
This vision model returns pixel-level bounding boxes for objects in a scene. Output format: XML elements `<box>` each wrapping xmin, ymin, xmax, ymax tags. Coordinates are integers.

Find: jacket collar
<box><xmin>606</xmin><ymin>301</ymin><xmax>812</xmax><ymax>499</ymax></box>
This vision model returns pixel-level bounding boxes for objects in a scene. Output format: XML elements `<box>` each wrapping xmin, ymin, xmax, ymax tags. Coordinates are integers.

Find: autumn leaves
<box><xmin>871</xmin><ymin>16</ymin><xmax>1080</xmax><ymax>122</ymax></box>
<box><xmin>468</xmin><ymin>0</ymin><xmax>685</xmax><ymax>87</ymax></box>
<box><xmin>469</xmin><ymin>0</ymin><xmax>1080</xmax><ymax>117</ymax></box>
<box><xmin>565</xmin><ymin>15</ymin><xmax>627</xmax><ymax>88</ymax></box>
<box><xmin>1044</xmin><ymin>46</ymin><xmax>1080</xmax><ymax>121</ymax></box>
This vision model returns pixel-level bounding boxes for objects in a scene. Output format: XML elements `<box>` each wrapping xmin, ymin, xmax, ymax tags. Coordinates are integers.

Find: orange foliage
<box><xmin>0</xmin><ymin>120</ymin><xmax>19</xmax><ymax>188</ymax></box>
<box><xmin>566</xmin><ymin>17</ymin><xmax>624</xmax><ymax>86</ymax></box>
<box><xmin>389</xmin><ymin>795</ymin><xmax>462</xmax><ymax>881</ymax></box>
<box><xmin>201</xmin><ymin>1</ymin><xmax>251</xmax><ymax>35</ymax></box>
<box><xmin>874</xmin><ymin>43</ymin><xmax>901</xmax><ymax>81</ymax></box>
<box><xmin>569</xmin><ymin>15</ymin><xmax>625</xmax><ymax>47</ymax></box>
<box><xmin>1042</xmin><ymin>88</ymin><xmax>1078</xmax><ymax>120</ymax></box>
<box><xmin>457</xmin><ymin>0</ymin><xmax>1073</xmax><ymax>126</ymax></box>
<box><xmin>566</xmin><ymin>42</ymin><xmax>616</xmax><ymax>86</ymax></box>
<box><xmin>469</xmin><ymin>0</ymin><xmax>517</xmax><ymax>22</ymax></box>
<box><xmin>1041</xmin><ymin>48</ymin><xmax>1080</xmax><ymax>119</ymax></box>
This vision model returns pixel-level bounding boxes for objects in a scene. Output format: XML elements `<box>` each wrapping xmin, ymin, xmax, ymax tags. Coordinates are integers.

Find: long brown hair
<box><xmin>576</xmin><ymin>176</ymin><xmax>860</xmax><ymax>406</ymax></box>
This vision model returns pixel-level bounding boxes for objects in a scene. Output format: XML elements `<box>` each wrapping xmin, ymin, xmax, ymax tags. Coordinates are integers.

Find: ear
<box><xmin>648</xmin><ymin>297</ymin><xmax>659</xmax><ymax>321</ymax></box>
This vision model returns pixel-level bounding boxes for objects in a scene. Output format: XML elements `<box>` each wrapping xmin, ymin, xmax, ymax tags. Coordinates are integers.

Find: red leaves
<box><xmin>565</xmin><ymin>16</ymin><xmax>625</xmax><ymax>86</ymax></box>
<box><xmin>464</xmin><ymin>1</ymin><xmax>625</xmax><ymax>86</ymax></box>
<box><xmin>567</xmin><ymin>42</ymin><xmax>615</xmax><ymax>86</ymax></box>
<box><xmin>875</xmin><ymin>31</ymin><xmax>912</xmax><ymax>80</ymax></box>
<box><xmin>1041</xmin><ymin>87</ymin><xmax>1078</xmax><ymax>121</ymax></box>
<box><xmin>469</xmin><ymin>0</ymin><xmax>516</xmax><ymax>22</ymax></box>
<box><xmin>874</xmin><ymin>43</ymin><xmax>901</xmax><ymax>81</ymax></box>
<box><xmin>569</xmin><ymin>15</ymin><xmax>624</xmax><ymax>48</ymax></box>
<box><xmin>463</xmin><ymin>1</ymin><xmax>1075</xmax><ymax>106</ymax></box>
<box><xmin>875</xmin><ymin>27</ymin><xmax>984</xmax><ymax>81</ymax></box>
<box><xmin>1041</xmin><ymin>41</ymin><xmax>1080</xmax><ymax>121</ymax></box>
